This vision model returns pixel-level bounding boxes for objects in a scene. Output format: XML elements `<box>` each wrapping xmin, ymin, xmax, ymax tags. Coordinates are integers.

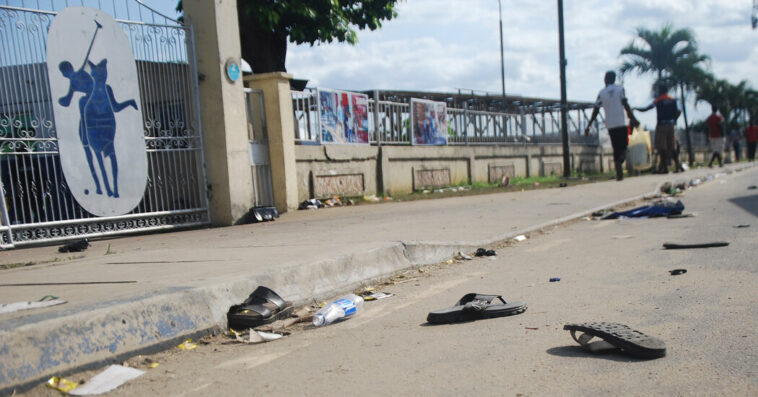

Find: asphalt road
<box><xmin>25</xmin><ymin>168</ymin><xmax>758</xmax><ymax>396</ymax></box>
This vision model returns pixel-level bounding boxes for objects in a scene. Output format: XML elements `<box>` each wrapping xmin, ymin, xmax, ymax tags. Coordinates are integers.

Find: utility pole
<box><xmin>498</xmin><ymin>0</ymin><xmax>506</xmax><ymax>103</ymax></box>
<box><xmin>557</xmin><ymin>0</ymin><xmax>570</xmax><ymax>177</ymax></box>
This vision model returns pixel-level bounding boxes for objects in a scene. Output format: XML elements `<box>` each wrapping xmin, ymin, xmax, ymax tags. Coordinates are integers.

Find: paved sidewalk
<box><xmin>0</xmin><ymin>164</ymin><xmax>753</xmax><ymax>391</ymax></box>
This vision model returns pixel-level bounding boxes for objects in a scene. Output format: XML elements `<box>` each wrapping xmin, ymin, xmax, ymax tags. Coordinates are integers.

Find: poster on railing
<box><xmin>410</xmin><ymin>98</ymin><xmax>448</xmax><ymax>145</ymax></box>
<box><xmin>317</xmin><ymin>88</ymin><xmax>369</xmax><ymax>144</ymax></box>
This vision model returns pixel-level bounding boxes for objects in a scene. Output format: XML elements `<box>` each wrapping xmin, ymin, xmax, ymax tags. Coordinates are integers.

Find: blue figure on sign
<box><xmin>58</xmin><ymin>20</ymin><xmax>138</xmax><ymax>198</ymax></box>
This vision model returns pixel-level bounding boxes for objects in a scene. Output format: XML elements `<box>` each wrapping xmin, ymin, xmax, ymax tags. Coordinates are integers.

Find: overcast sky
<box><xmin>149</xmin><ymin>1</ymin><xmax>757</xmax><ymax>128</ymax></box>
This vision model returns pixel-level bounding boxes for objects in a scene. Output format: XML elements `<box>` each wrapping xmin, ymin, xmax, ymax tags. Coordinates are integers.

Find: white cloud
<box><xmin>140</xmin><ymin>0</ymin><xmax>755</xmax><ymax>127</ymax></box>
<box><xmin>284</xmin><ymin>0</ymin><xmax>756</xmax><ymax>128</ymax></box>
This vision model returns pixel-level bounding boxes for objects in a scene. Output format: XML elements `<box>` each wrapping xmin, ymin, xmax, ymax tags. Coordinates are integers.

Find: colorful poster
<box><xmin>318</xmin><ymin>89</ymin><xmax>369</xmax><ymax>144</ymax></box>
<box><xmin>410</xmin><ymin>98</ymin><xmax>447</xmax><ymax>145</ymax></box>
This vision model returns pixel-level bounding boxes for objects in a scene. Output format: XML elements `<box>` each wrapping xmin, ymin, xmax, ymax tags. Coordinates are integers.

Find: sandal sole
<box><xmin>564</xmin><ymin>322</ymin><xmax>666</xmax><ymax>359</ymax></box>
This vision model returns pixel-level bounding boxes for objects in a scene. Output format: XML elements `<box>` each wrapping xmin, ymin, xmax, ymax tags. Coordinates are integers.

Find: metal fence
<box><xmin>0</xmin><ymin>0</ymin><xmax>208</xmax><ymax>248</ymax></box>
<box><xmin>292</xmin><ymin>89</ymin><xmax>600</xmax><ymax>146</ymax></box>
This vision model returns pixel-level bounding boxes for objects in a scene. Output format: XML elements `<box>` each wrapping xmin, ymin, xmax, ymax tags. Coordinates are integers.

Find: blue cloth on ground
<box><xmin>602</xmin><ymin>200</ymin><xmax>684</xmax><ymax>219</ymax></box>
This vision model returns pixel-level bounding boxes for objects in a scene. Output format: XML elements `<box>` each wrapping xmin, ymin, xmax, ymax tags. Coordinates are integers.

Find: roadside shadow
<box><xmin>728</xmin><ymin>194</ymin><xmax>758</xmax><ymax>217</ymax></box>
<box><xmin>546</xmin><ymin>346</ymin><xmax>645</xmax><ymax>362</ymax></box>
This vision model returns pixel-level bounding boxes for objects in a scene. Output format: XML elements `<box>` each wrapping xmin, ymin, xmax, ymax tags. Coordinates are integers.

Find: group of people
<box><xmin>705</xmin><ymin>105</ymin><xmax>758</xmax><ymax>167</ymax></box>
<box><xmin>585</xmin><ymin>70</ymin><xmax>758</xmax><ymax>181</ymax></box>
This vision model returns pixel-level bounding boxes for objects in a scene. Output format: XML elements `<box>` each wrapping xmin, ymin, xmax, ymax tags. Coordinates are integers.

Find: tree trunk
<box><xmin>679</xmin><ymin>83</ymin><xmax>694</xmax><ymax>165</ymax></box>
<box><xmin>239</xmin><ymin>24</ymin><xmax>288</xmax><ymax>73</ymax></box>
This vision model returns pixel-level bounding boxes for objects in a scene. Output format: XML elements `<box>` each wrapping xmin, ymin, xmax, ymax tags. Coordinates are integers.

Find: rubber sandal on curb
<box><xmin>227</xmin><ymin>286</ymin><xmax>294</xmax><ymax>329</ymax></box>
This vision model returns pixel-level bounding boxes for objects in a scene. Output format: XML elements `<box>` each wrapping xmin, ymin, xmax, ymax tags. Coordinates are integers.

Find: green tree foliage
<box><xmin>619</xmin><ymin>24</ymin><xmax>706</xmax><ymax>163</ymax></box>
<box><xmin>619</xmin><ymin>24</ymin><xmax>701</xmax><ymax>82</ymax></box>
<box><xmin>177</xmin><ymin>0</ymin><xmax>399</xmax><ymax>73</ymax></box>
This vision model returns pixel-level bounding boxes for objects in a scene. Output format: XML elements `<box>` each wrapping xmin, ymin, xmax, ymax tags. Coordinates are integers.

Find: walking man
<box><xmin>705</xmin><ymin>105</ymin><xmax>724</xmax><ymax>167</ymax></box>
<box><xmin>635</xmin><ymin>84</ymin><xmax>682</xmax><ymax>174</ymax></box>
<box><xmin>585</xmin><ymin>71</ymin><xmax>639</xmax><ymax>181</ymax></box>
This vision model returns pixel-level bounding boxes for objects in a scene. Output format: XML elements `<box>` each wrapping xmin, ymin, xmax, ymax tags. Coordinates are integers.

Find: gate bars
<box><xmin>0</xmin><ymin>0</ymin><xmax>208</xmax><ymax>248</ymax></box>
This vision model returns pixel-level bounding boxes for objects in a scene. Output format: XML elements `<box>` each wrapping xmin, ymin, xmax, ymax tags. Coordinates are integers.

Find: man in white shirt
<box><xmin>585</xmin><ymin>71</ymin><xmax>639</xmax><ymax>181</ymax></box>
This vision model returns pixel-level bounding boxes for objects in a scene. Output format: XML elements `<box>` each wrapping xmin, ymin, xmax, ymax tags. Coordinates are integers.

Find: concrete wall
<box><xmin>294</xmin><ymin>143</ymin><xmax>613</xmax><ymax>200</ymax></box>
<box><xmin>294</xmin><ymin>143</ymin><xmax>712</xmax><ymax>200</ymax></box>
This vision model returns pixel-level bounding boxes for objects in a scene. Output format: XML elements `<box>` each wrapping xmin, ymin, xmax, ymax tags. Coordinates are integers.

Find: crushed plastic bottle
<box><xmin>312</xmin><ymin>294</ymin><xmax>364</xmax><ymax>326</ymax></box>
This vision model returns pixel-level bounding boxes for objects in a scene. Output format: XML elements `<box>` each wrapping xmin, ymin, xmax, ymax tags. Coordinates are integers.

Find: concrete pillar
<box><xmin>183</xmin><ymin>0</ymin><xmax>254</xmax><ymax>225</ymax></box>
<box><xmin>246</xmin><ymin>73</ymin><xmax>299</xmax><ymax>212</ymax></box>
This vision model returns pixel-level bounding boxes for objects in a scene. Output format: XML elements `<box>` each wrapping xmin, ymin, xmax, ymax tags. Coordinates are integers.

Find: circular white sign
<box><xmin>46</xmin><ymin>7</ymin><xmax>147</xmax><ymax>217</ymax></box>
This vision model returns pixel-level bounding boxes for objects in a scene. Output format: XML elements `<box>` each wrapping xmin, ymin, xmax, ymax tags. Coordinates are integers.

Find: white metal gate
<box><xmin>245</xmin><ymin>88</ymin><xmax>274</xmax><ymax>207</ymax></box>
<box><xmin>0</xmin><ymin>0</ymin><xmax>208</xmax><ymax>248</ymax></box>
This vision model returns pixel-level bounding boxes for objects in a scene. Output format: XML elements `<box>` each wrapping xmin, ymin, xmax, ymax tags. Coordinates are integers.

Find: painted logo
<box><xmin>47</xmin><ymin>7</ymin><xmax>147</xmax><ymax>217</ymax></box>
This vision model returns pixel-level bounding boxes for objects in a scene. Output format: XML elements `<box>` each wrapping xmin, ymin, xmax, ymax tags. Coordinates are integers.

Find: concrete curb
<box><xmin>2</xmin><ymin>165</ymin><xmax>752</xmax><ymax>393</ymax></box>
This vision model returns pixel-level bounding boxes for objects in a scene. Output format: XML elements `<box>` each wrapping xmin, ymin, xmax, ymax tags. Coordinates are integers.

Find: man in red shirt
<box><xmin>745</xmin><ymin>114</ymin><xmax>758</xmax><ymax>161</ymax></box>
<box><xmin>705</xmin><ymin>105</ymin><xmax>724</xmax><ymax>167</ymax></box>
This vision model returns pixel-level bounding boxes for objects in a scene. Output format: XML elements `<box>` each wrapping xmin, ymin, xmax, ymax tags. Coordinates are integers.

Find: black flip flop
<box><xmin>663</xmin><ymin>241</ymin><xmax>729</xmax><ymax>249</ymax></box>
<box><xmin>669</xmin><ymin>269</ymin><xmax>687</xmax><ymax>275</ymax></box>
<box><xmin>227</xmin><ymin>286</ymin><xmax>294</xmax><ymax>329</ymax></box>
<box><xmin>427</xmin><ymin>293</ymin><xmax>526</xmax><ymax>324</ymax></box>
<box><xmin>564</xmin><ymin>322</ymin><xmax>666</xmax><ymax>359</ymax></box>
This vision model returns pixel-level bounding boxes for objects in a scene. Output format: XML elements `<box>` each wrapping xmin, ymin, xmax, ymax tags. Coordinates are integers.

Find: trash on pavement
<box><xmin>475</xmin><ymin>248</ymin><xmax>496</xmax><ymax>256</ymax></box>
<box><xmin>298</xmin><ymin>198</ymin><xmax>323</xmax><ymax>210</ymax></box>
<box><xmin>669</xmin><ymin>269</ymin><xmax>687</xmax><ymax>275</ymax></box>
<box><xmin>362</xmin><ymin>291</ymin><xmax>393</xmax><ymax>301</ymax></box>
<box><xmin>46</xmin><ymin>376</ymin><xmax>78</xmax><ymax>393</ymax></box>
<box><xmin>455</xmin><ymin>251</ymin><xmax>472</xmax><ymax>260</ymax></box>
<box><xmin>611</xmin><ymin>235</ymin><xmax>633</xmax><ymax>240</ymax></box>
<box><xmin>733</xmin><ymin>224</ymin><xmax>750</xmax><ymax>228</ymax></box>
<box><xmin>513</xmin><ymin>235</ymin><xmax>527</xmax><ymax>242</ymax></box>
<box><xmin>525</xmin><ymin>327</ymin><xmax>539</xmax><ymax>330</ymax></box>
<box><xmin>177</xmin><ymin>339</ymin><xmax>197</xmax><ymax>350</ymax></box>
<box><xmin>601</xmin><ymin>199</ymin><xmax>684</xmax><ymax>219</ymax></box>
<box><xmin>549</xmin><ymin>277</ymin><xmax>561</xmax><ymax>282</ymax></box>
<box><xmin>246</xmin><ymin>206</ymin><xmax>279</xmax><ymax>223</ymax></box>
<box><xmin>58</xmin><ymin>238</ymin><xmax>89</xmax><ymax>253</ymax></box>
<box><xmin>362</xmin><ymin>194</ymin><xmax>381</xmax><ymax>202</ymax></box>
<box><xmin>0</xmin><ymin>295</ymin><xmax>67</xmax><ymax>315</ymax></box>
<box><xmin>663</xmin><ymin>241</ymin><xmax>729</xmax><ymax>249</ymax></box>
<box><xmin>748</xmin><ymin>185</ymin><xmax>757</xmax><ymax>190</ymax></box>
<box><xmin>313</xmin><ymin>294</ymin><xmax>364</xmax><ymax>326</ymax></box>
<box><xmin>68</xmin><ymin>365</ymin><xmax>145</xmax><ymax>396</ymax></box>
<box><xmin>324</xmin><ymin>196</ymin><xmax>343</xmax><ymax>207</ymax></box>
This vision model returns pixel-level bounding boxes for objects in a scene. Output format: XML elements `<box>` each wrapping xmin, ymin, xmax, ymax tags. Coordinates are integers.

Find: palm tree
<box><xmin>667</xmin><ymin>54</ymin><xmax>709</xmax><ymax>163</ymax></box>
<box><xmin>619</xmin><ymin>24</ymin><xmax>706</xmax><ymax>164</ymax></box>
<box><xmin>619</xmin><ymin>24</ymin><xmax>700</xmax><ymax>81</ymax></box>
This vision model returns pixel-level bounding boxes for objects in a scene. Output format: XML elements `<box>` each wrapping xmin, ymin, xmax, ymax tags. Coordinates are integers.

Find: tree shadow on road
<box><xmin>728</xmin><ymin>194</ymin><xmax>758</xmax><ymax>217</ymax></box>
<box><xmin>546</xmin><ymin>346</ymin><xmax>646</xmax><ymax>362</ymax></box>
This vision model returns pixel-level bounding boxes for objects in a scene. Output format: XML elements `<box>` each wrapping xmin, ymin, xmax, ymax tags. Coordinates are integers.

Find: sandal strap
<box><xmin>229</xmin><ymin>303</ymin><xmax>272</xmax><ymax>318</ymax></box>
<box><xmin>456</xmin><ymin>293</ymin><xmax>506</xmax><ymax>306</ymax></box>
<box><xmin>242</xmin><ymin>286</ymin><xmax>287</xmax><ymax>309</ymax></box>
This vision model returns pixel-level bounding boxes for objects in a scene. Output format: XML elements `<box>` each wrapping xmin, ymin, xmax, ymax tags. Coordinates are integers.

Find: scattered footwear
<box><xmin>563</xmin><ymin>322</ymin><xmax>666</xmax><ymax>359</ymax></box>
<box><xmin>58</xmin><ymin>238</ymin><xmax>89</xmax><ymax>253</ymax></box>
<box><xmin>663</xmin><ymin>241</ymin><xmax>729</xmax><ymax>249</ymax></box>
<box><xmin>427</xmin><ymin>293</ymin><xmax>526</xmax><ymax>324</ymax></box>
<box><xmin>474</xmin><ymin>248</ymin><xmax>496</xmax><ymax>257</ymax></box>
<box><xmin>669</xmin><ymin>269</ymin><xmax>687</xmax><ymax>275</ymax></box>
<box><xmin>227</xmin><ymin>286</ymin><xmax>294</xmax><ymax>330</ymax></box>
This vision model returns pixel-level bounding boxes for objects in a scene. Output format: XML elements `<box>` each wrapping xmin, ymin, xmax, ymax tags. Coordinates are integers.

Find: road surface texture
<box><xmin>23</xmin><ymin>167</ymin><xmax>758</xmax><ymax>396</ymax></box>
